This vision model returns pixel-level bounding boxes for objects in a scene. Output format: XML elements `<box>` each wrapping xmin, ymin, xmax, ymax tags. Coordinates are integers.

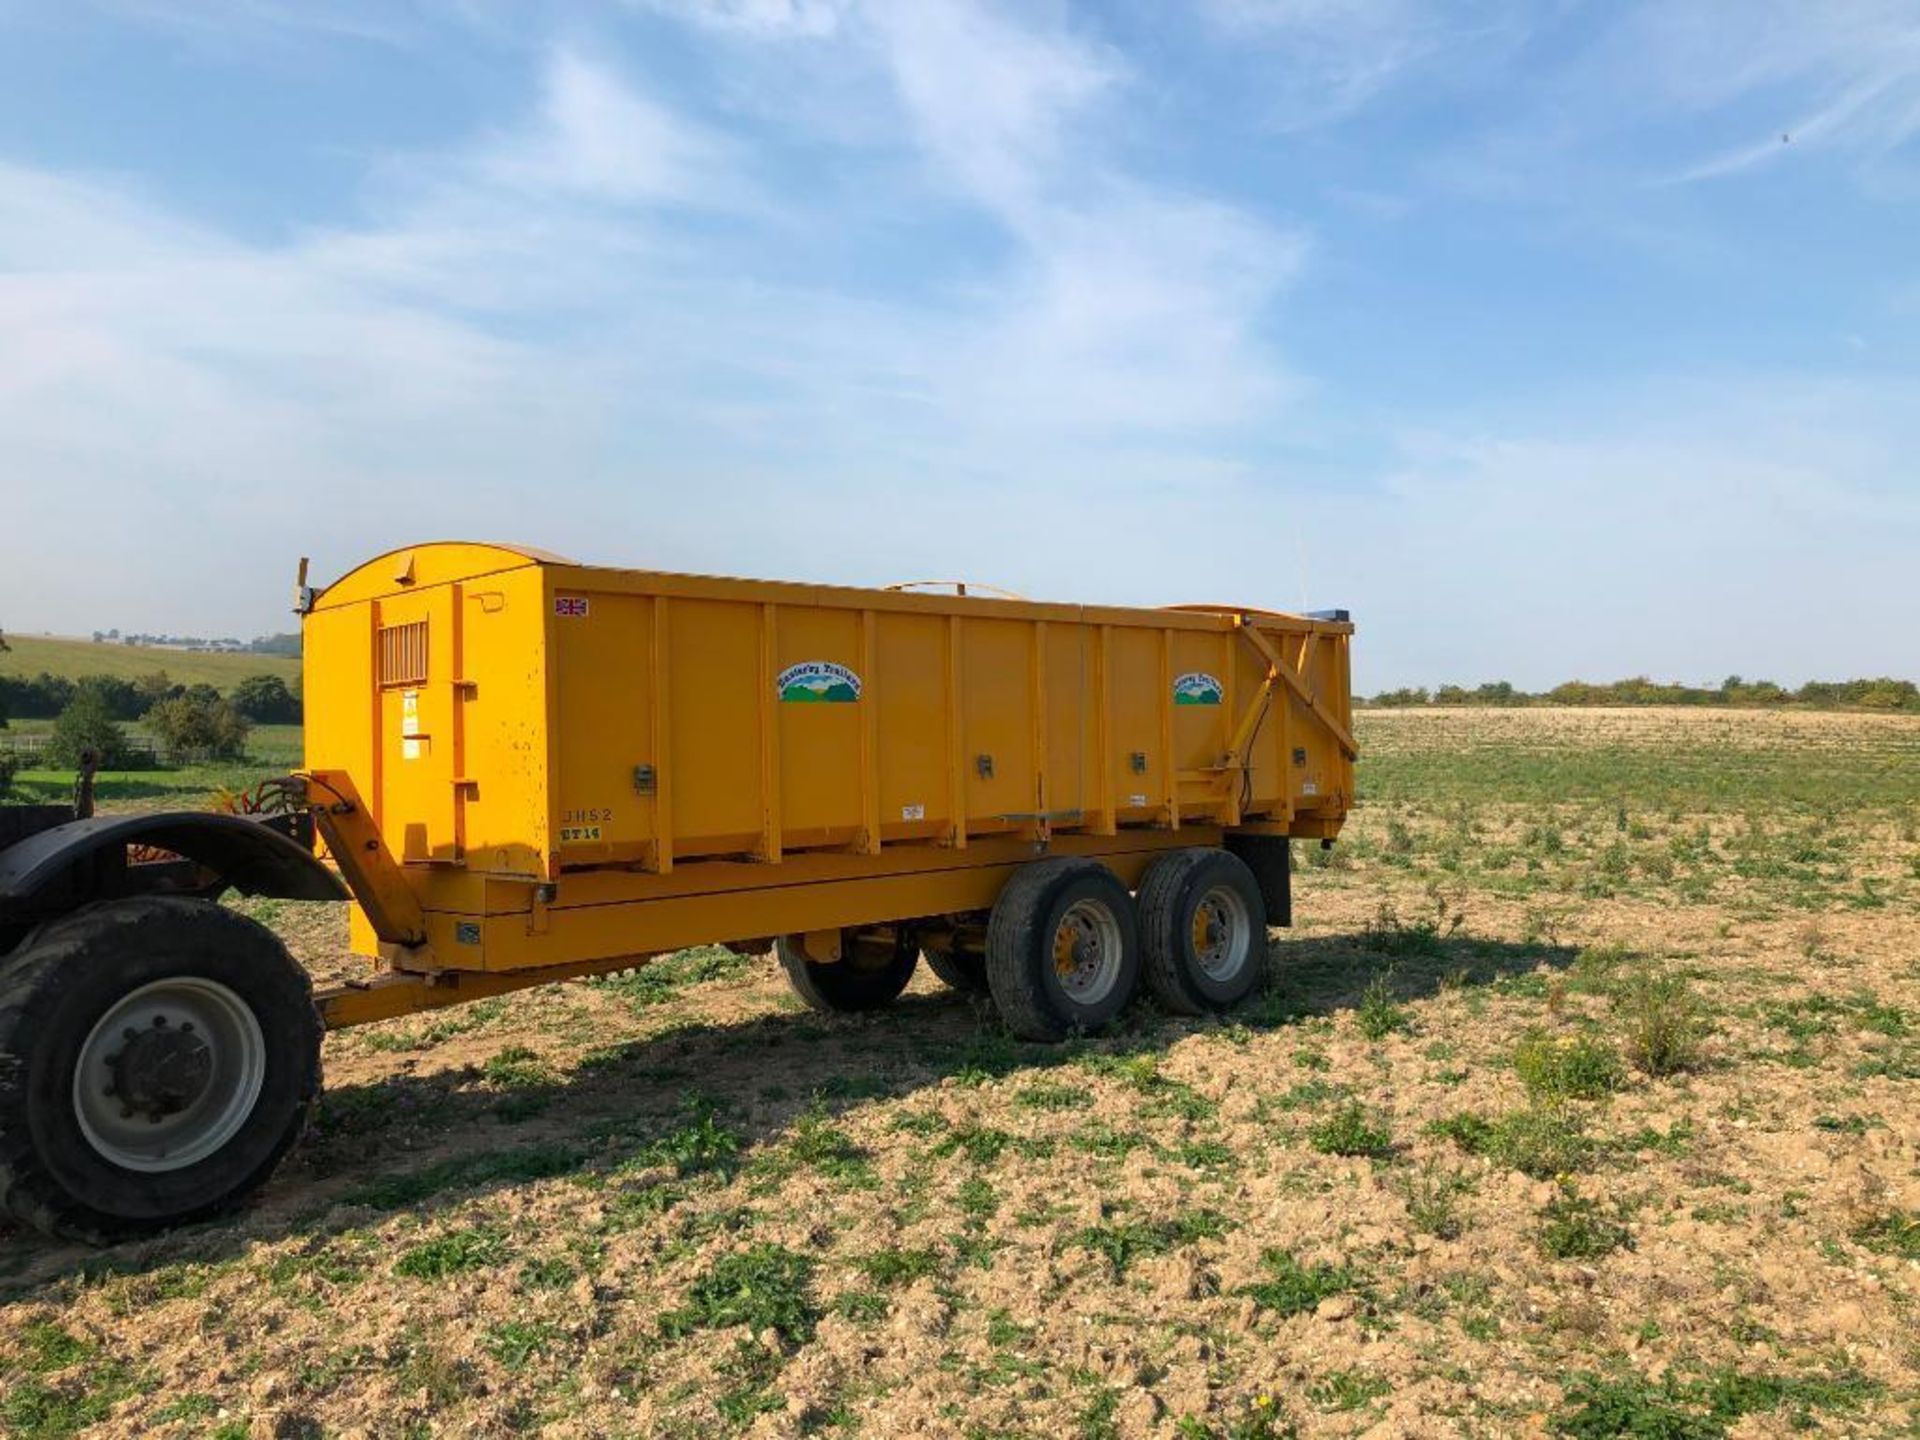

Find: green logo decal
<box><xmin>1173</xmin><ymin>671</ymin><xmax>1223</xmax><ymax>706</ymax></box>
<box><xmin>778</xmin><ymin>661</ymin><xmax>862</xmax><ymax>703</ymax></box>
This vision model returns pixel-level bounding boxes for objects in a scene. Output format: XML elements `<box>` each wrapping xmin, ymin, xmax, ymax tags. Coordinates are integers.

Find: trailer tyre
<box><xmin>776</xmin><ymin>929</ymin><xmax>918</xmax><ymax>1013</ymax></box>
<box><xmin>1137</xmin><ymin>848</ymin><xmax>1268</xmax><ymax>1015</ymax></box>
<box><xmin>923</xmin><ymin>940</ymin><xmax>990</xmax><ymax>995</ymax></box>
<box><xmin>986</xmin><ymin>859</ymin><xmax>1140</xmax><ymax>1041</ymax></box>
<box><xmin>0</xmin><ymin>896</ymin><xmax>322</xmax><ymax>1244</ymax></box>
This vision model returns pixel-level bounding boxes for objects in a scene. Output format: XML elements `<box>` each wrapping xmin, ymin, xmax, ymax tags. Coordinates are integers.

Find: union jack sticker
<box><xmin>554</xmin><ymin>596</ymin><xmax>590</xmax><ymax>618</ymax></box>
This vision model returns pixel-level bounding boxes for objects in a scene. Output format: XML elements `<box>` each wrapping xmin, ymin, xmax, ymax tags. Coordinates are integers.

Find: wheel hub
<box><xmin>1051</xmin><ymin>900</ymin><xmax>1124</xmax><ymax>1005</ymax></box>
<box><xmin>1192</xmin><ymin>884</ymin><xmax>1253</xmax><ymax>982</ymax></box>
<box><xmin>106</xmin><ymin>1019</ymin><xmax>214</xmax><ymax>1121</ymax></box>
<box><xmin>72</xmin><ymin>977</ymin><xmax>267</xmax><ymax>1173</ymax></box>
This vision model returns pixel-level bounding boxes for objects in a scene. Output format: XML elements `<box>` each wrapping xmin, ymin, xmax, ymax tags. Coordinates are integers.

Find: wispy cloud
<box><xmin>2</xmin><ymin>1</ymin><xmax>1913</xmax><ymax>688</ymax></box>
<box><xmin>479</xmin><ymin>49</ymin><xmax>737</xmax><ymax>206</ymax></box>
<box><xmin>0</xmin><ymin>17</ymin><xmax>1303</xmax><ymax>634</ymax></box>
<box><xmin>846</xmin><ymin>1</ymin><xmax>1301</xmax><ymax>434</ymax></box>
<box><xmin>1478</xmin><ymin>0</ymin><xmax>1920</xmax><ymax>188</ymax></box>
<box><xmin>95</xmin><ymin>0</ymin><xmax>424</xmax><ymax>49</ymax></box>
<box><xmin>1195</xmin><ymin>0</ymin><xmax>1530</xmax><ymax>129</ymax></box>
<box><xmin>635</xmin><ymin>0</ymin><xmax>848</xmax><ymax>40</ymax></box>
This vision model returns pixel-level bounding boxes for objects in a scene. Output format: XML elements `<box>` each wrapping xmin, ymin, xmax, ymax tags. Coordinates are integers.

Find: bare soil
<box><xmin>2</xmin><ymin>708</ymin><xmax>1916</xmax><ymax>1438</ymax></box>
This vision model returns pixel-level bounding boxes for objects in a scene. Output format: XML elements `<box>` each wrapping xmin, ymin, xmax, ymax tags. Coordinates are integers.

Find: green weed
<box><xmin>1071</xmin><ymin>1209</ymin><xmax>1230</xmax><ymax>1278</ymax></box>
<box><xmin>1237</xmin><ymin>1249</ymin><xmax>1360</xmax><ymax>1318</ymax></box>
<box><xmin>1851</xmin><ymin>1208</ymin><xmax>1920</xmax><ymax>1259</ymax></box>
<box><xmin>393</xmin><ymin>1226</ymin><xmax>511</xmax><ymax>1280</ymax></box>
<box><xmin>1551</xmin><ymin>1365</ymin><xmax>1880</xmax><ymax>1438</ymax></box>
<box><xmin>1355</xmin><ymin>973</ymin><xmax>1412</xmax><ymax>1040</ymax></box>
<box><xmin>1513</xmin><ymin>1031</ymin><xmax>1625</xmax><ymax>1100</ymax></box>
<box><xmin>853</xmin><ymin>1247</ymin><xmax>943</xmax><ymax>1287</ymax></box>
<box><xmin>1308</xmin><ymin>1370</ymin><xmax>1390</xmax><ymax>1411</ymax></box>
<box><xmin>343</xmin><ymin>1142</ymin><xmax>586</xmax><ymax>1211</ymax></box>
<box><xmin>1539</xmin><ymin>1187</ymin><xmax>1632</xmax><ymax>1260</ymax></box>
<box><xmin>482</xmin><ymin>1320</ymin><xmax>565</xmax><ymax>1371</ymax></box>
<box><xmin>662</xmin><ymin>1244</ymin><xmax>820</xmax><ymax>1346</ymax></box>
<box><xmin>1307</xmin><ymin>1102</ymin><xmax>1393</xmax><ymax>1158</ymax></box>
<box><xmin>1401</xmin><ymin>1163</ymin><xmax>1472</xmax><ymax>1239</ymax></box>
<box><xmin>1615</xmin><ymin>970</ymin><xmax>1708</xmax><ymax>1076</ymax></box>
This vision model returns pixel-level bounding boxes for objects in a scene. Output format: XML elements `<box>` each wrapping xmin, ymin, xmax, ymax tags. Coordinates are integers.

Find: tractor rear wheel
<box><xmin>0</xmin><ymin>896</ymin><xmax>322</xmax><ymax>1243</ymax></box>
<box><xmin>776</xmin><ymin>928</ymin><xmax>918</xmax><ymax>1013</ymax></box>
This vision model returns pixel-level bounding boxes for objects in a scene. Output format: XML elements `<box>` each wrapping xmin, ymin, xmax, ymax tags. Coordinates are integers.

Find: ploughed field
<box><xmin>2</xmin><ymin>707</ymin><xmax>1918</xmax><ymax>1438</ymax></box>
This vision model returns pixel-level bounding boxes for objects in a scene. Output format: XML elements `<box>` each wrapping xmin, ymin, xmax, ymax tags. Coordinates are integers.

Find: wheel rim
<box><xmin>1190</xmin><ymin>884</ymin><xmax>1254</xmax><ymax>982</ymax></box>
<box><xmin>72</xmin><ymin>978</ymin><xmax>267</xmax><ymax>1173</ymax></box>
<box><xmin>1052</xmin><ymin>899</ymin><xmax>1125</xmax><ymax>1005</ymax></box>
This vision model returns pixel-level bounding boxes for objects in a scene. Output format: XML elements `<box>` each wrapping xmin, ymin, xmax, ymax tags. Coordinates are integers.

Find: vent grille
<box><xmin>379</xmin><ymin>621</ymin><xmax>429</xmax><ymax>687</ymax></box>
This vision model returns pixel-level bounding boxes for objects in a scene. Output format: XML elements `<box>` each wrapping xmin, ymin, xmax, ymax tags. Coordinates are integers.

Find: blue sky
<box><xmin>0</xmin><ymin>0</ymin><xmax>1915</xmax><ymax>690</ymax></box>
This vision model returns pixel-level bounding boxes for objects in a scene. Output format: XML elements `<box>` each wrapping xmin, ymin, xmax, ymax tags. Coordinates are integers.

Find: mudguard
<box><xmin>0</xmin><ymin>811</ymin><xmax>347</xmax><ymax>918</ymax></box>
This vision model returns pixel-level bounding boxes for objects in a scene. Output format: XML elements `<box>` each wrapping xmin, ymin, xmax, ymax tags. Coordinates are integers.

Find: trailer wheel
<box><xmin>776</xmin><ymin>929</ymin><xmax>918</xmax><ymax>1013</ymax></box>
<box><xmin>1137</xmin><ymin>848</ymin><xmax>1268</xmax><ymax>1015</ymax></box>
<box><xmin>923</xmin><ymin>938</ymin><xmax>990</xmax><ymax>995</ymax></box>
<box><xmin>0</xmin><ymin>896</ymin><xmax>321</xmax><ymax>1244</ymax></box>
<box><xmin>985</xmin><ymin>859</ymin><xmax>1140</xmax><ymax>1041</ymax></box>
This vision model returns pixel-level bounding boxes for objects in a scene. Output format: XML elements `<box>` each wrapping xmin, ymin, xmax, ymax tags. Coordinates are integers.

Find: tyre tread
<box><xmin>985</xmin><ymin>858</ymin><xmax>1137</xmax><ymax>1042</ymax></box>
<box><xmin>1138</xmin><ymin>847</ymin><xmax>1267</xmax><ymax>1016</ymax></box>
<box><xmin>0</xmin><ymin>896</ymin><xmax>321</xmax><ymax>1243</ymax></box>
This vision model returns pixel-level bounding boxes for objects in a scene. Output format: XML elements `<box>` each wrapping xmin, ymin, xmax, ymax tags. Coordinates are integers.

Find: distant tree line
<box><xmin>1366</xmin><ymin>676</ymin><xmax>1920</xmax><ymax>712</ymax></box>
<box><xmin>0</xmin><ymin>671</ymin><xmax>302</xmax><ymax>780</ymax></box>
<box><xmin>0</xmin><ymin>671</ymin><xmax>300</xmax><ymax>724</ymax></box>
<box><xmin>86</xmin><ymin>630</ymin><xmax>301</xmax><ymax>656</ymax></box>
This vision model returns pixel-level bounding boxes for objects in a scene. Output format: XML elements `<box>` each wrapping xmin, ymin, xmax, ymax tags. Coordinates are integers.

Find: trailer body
<box><xmin>301</xmin><ymin>543</ymin><xmax>1353</xmax><ymax>1022</ymax></box>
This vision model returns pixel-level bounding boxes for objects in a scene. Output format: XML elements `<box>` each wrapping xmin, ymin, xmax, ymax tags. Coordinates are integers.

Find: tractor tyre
<box><xmin>0</xmin><ymin>896</ymin><xmax>322</xmax><ymax>1244</ymax></box>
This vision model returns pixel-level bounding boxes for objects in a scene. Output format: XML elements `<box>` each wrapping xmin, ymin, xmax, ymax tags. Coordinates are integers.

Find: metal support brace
<box><xmin>1232</xmin><ymin>618</ymin><xmax>1359</xmax><ymax>761</ymax></box>
<box><xmin>301</xmin><ymin>768</ymin><xmax>429</xmax><ymax>946</ymax></box>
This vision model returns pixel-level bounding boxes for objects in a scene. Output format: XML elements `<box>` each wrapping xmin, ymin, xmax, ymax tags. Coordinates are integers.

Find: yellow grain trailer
<box><xmin>0</xmin><ymin>541</ymin><xmax>1352</xmax><ymax>1239</ymax></box>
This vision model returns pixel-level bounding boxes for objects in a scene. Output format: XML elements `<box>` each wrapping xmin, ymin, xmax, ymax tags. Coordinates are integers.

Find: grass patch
<box><xmin>1071</xmin><ymin>1209</ymin><xmax>1230</xmax><ymax>1278</ymax></box>
<box><xmin>1307</xmin><ymin>1101</ymin><xmax>1393</xmax><ymax>1158</ymax></box>
<box><xmin>1513</xmin><ymin>1031</ymin><xmax>1625</xmax><ymax>1100</ymax></box>
<box><xmin>343</xmin><ymin>1141</ymin><xmax>587</xmax><ymax>1210</ymax></box>
<box><xmin>1552</xmin><ymin>1365</ymin><xmax>1881</xmax><ymax>1437</ymax></box>
<box><xmin>1539</xmin><ymin>1187</ymin><xmax>1632</xmax><ymax>1259</ymax></box>
<box><xmin>1238</xmin><ymin>1248</ymin><xmax>1362</xmax><ymax>1318</ymax></box>
<box><xmin>1850</xmin><ymin>1208</ymin><xmax>1920</xmax><ymax>1259</ymax></box>
<box><xmin>663</xmin><ymin>1244</ymin><xmax>820</xmax><ymax>1346</ymax></box>
<box><xmin>392</xmin><ymin>1226</ymin><xmax>511</xmax><ymax>1279</ymax></box>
